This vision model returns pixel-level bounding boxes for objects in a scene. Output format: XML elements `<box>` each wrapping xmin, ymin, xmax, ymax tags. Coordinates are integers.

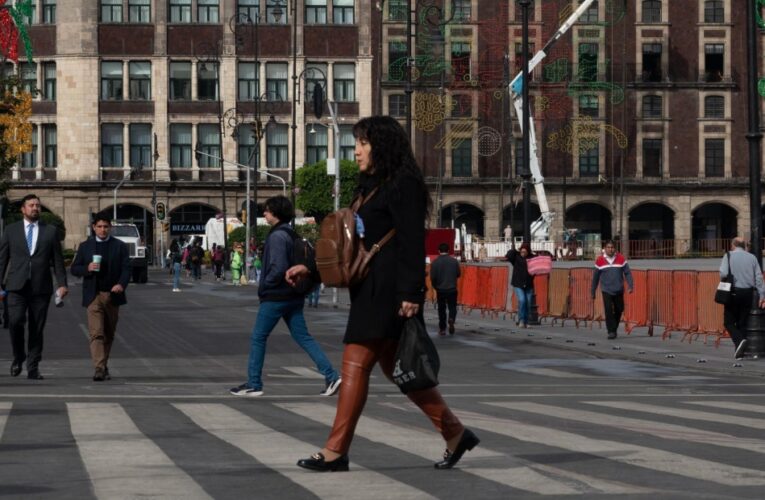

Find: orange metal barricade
<box><xmin>475</xmin><ymin>267</ymin><xmax>493</xmax><ymax>313</ymax></box>
<box><xmin>646</xmin><ymin>270</ymin><xmax>673</xmax><ymax>337</ymax></box>
<box><xmin>568</xmin><ymin>268</ymin><xmax>594</xmax><ymax>327</ymax></box>
<box><xmin>458</xmin><ymin>265</ymin><xmax>480</xmax><ymax>312</ymax></box>
<box><xmin>424</xmin><ymin>264</ymin><xmax>436</xmax><ymax>305</ymax></box>
<box><xmin>489</xmin><ymin>267</ymin><xmax>509</xmax><ymax>316</ymax></box>
<box><xmin>547</xmin><ymin>269</ymin><xmax>570</xmax><ymax>323</ymax></box>
<box><xmin>694</xmin><ymin>271</ymin><xmax>727</xmax><ymax>345</ymax></box>
<box><xmin>533</xmin><ymin>274</ymin><xmax>549</xmax><ymax>317</ymax></box>
<box><xmin>623</xmin><ymin>270</ymin><xmax>648</xmax><ymax>334</ymax></box>
<box><xmin>669</xmin><ymin>271</ymin><xmax>699</xmax><ymax>340</ymax></box>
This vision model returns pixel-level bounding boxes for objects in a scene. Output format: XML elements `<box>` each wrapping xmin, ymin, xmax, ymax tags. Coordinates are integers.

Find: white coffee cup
<box><xmin>93</xmin><ymin>254</ymin><xmax>102</xmax><ymax>272</ymax></box>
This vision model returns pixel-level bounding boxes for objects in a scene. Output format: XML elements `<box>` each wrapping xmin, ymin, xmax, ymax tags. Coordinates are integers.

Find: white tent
<box><xmin>204</xmin><ymin>217</ymin><xmax>244</xmax><ymax>249</ymax></box>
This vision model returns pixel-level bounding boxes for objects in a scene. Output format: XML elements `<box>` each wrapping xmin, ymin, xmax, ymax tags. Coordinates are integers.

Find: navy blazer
<box><xmin>70</xmin><ymin>237</ymin><xmax>130</xmax><ymax>307</ymax></box>
<box><xmin>0</xmin><ymin>220</ymin><xmax>67</xmax><ymax>294</ymax></box>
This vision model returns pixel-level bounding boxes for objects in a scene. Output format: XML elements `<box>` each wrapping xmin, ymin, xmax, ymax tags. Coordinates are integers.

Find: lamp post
<box><xmin>518</xmin><ymin>0</ymin><xmax>532</xmax><ymax>245</ymax></box>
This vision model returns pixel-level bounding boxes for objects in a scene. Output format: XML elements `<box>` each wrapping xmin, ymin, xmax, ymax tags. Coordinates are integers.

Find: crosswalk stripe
<box><xmin>586</xmin><ymin>401</ymin><xmax>763</xmax><ymax>429</ymax></box>
<box><xmin>688</xmin><ymin>401</ymin><xmax>765</xmax><ymax>414</ymax></box>
<box><xmin>283</xmin><ymin>366</ymin><xmax>324</xmax><ymax>379</ymax></box>
<box><xmin>277</xmin><ymin>402</ymin><xmax>647</xmax><ymax>495</ymax></box>
<box><xmin>174</xmin><ymin>403</ymin><xmax>436</xmax><ymax>500</ymax></box>
<box><xmin>0</xmin><ymin>402</ymin><xmax>10</xmax><ymax>440</ymax></box>
<box><xmin>451</xmin><ymin>408</ymin><xmax>765</xmax><ymax>486</ymax></box>
<box><xmin>490</xmin><ymin>402</ymin><xmax>765</xmax><ymax>455</ymax></box>
<box><xmin>67</xmin><ymin>403</ymin><xmax>212</xmax><ymax>500</ymax></box>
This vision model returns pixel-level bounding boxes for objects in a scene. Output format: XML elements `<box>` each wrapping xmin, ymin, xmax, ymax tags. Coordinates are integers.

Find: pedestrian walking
<box><xmin>430</xmin><ymin>242</ymin><xmax>461</xmax><ymax>336</ymax></box>
<box><xmin>506</xmin><ymin>242</ymin><xmax>534</xmax><ymax>328</ymax></box>
<box><xmin>170</xmin><ymin>239</ymin><xmax>182</xmax><ymax>292</ymax></box>
<box><xmin>212</xmin><ymin>244</ymin><xmax>225</xmax><ymax>281</ymax></box>
<box><xmin>253</xmin><ymin>251</ymin><xmax>263</xmax><ymax>285</ymax></box>
<box><xmin>590</xmin><ymin>240</ymin><xmax>634</xmax><ymax>339</ymax></box>
<box><xmin>719</xmin><ymin>237</ymin><xmax>765</xmax><ymax>359</ymax></box>
<box><xmin>230</xmin><ymin>195</ymin><xmax>340</xmax><ymax>398</ymax></box>
<box><xmin>70</xmin><ymin>213</ymin><xmax>130</xmax><ymax>381</ymax></box>
<box><xmin>231</xmin><ymin>243</ymin><xmax>244</xmax><ymax>286</ymax></box>
<box><xmin>0</xmin><ymin>194</ymin><xmax>68</xmax><ymax>380</ymax></box>
<box><xmin>288</xmin><ymin>116</ymin><xmax>478</xmax><ymax>472</ymax></box>
<box><xmin>190</xmin><ymin>241</ymin><xmax>204</xmax><ymax>280</ymax></box>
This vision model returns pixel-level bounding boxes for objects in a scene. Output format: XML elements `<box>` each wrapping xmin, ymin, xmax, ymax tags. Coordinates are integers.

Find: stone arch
<box><xmin>101</xmin><ymin>203</ymin><xmax>155</xmax><ymax>245</ymax></box>
<box><xmin>441</xmin><ymin>202</ymin><xmax>485</xmax><ymax>237</ymax></box>
<box><xmin>628</xmin><ymin>202</ymin><xmax>675</xmax><ymax>257</ymax></box>
<box><xmin>502</xmin><ymin>202</ymin><xmax>541</xmax><ymax>241</ymax></box>
<box><xmin>565</xmin><ymin>202</ymin><xmax>612</xmax><ymax>240</ymax></box>
<box><xmin>691</xmin><ymin>202</ymin><xmax>737</xmax><ymax>253</ymax></box>
<box><xmin>168</xmin><ymin>202</ymin><xmax>219</xmax><ymax>238</ymax></box>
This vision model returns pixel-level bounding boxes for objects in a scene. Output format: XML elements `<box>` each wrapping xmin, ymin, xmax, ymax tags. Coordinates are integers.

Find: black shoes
<box><xmin>297</xmin><ymin>452</ymin><xmax>349</xmax><ymax>472</ymax></box>
<box><xmin>607</xmin><ymin>331</ymin><xmax>617</xmax><ymax>340</ymax></box>
<box><xmin>93</xmin><ymin>368</ymin><xmax>106</xmax><ymax>382</ymax></box>
<box><xmin>27</xmin><ymin>370</ymin><xmax>44</xmax><ymax>380</ymax></box>
<box><xmin>10</xmin><ymin>361</ymin><xmax>21</xmax><ymax>377</ymax></box>
<box><xmin>448</xmin><ymin>320</ymin><xmax>455</xmax><ymax>335</ymax></box>
<box><xmin>735</xmin><ymin>339</ymin><xmax>749</xmax><ymax>360</ymax></box>
<box><xmin>104</xmin><ymin>367</ymin><xmax>111</xmax><ymax>380</ymax></box>
<box><xmin>434</xmin><ymin>428</ymin><xmax>480</xmax><ymax>470</ymax></box>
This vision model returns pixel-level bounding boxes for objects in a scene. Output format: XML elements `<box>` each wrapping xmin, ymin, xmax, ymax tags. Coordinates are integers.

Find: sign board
<box><xmin>326</xmin><ymin>158</ymin><xmax>337</xmax><ymax>176</ymax></box>
<box><xmin>170</xmin><ymin>222</ymin><xmax>206</xmax><ymax>235</ymax></box>
<box><xmin>155</xmin><ymin>202</ymin><xmax>166</xmax><ymax>221</ymax></box>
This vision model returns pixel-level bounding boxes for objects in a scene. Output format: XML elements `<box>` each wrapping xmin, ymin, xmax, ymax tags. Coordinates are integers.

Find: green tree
<box><xmin>295</xmin><ymin>159</ymin><xmax>358</xmax><ymax>221</ymax></box>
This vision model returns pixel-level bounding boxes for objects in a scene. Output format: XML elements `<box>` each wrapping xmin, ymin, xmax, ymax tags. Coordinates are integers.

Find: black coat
<box><xmin>506</xmin><ymin>249</ymin><xmax>533</xmax><ymax>289</ymax></box>
<box><xmin>344</xmin><ymin>175</ymin><xmax>425</xmax><ymax>343</ymax></box>
<box><xmin>0</xmin><ymin>220</ymin><xmax>67</xmax><ymax>295</ymax></box>
<box><xmin>70</xmin><ymin>237</ymin><xmax>130</xmax><ymax>307</ymax></box>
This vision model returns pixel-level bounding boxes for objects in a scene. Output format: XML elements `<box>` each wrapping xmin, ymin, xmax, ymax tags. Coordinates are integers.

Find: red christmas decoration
<box><xmin>0</xmin><ymin>0</ymin><xmax>20</xmax><ymax>63</ymax></box>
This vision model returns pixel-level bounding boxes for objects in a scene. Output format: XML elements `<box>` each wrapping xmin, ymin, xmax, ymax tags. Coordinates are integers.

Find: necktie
<box><xmin>26</xmin><ymin>224</ymin><xmax>34</xmax><ymax>254</ymax></box>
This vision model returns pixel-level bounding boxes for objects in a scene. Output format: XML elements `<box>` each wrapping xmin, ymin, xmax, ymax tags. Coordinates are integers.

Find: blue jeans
<box><xmin>247</xmin><ymin>299</ymin><xmax>338</xmax><ymax>390</ymax></box>
<box><xmin>514</xmin><ymin>287</ymin><xmax>533</xmax><ymax>324</ymax></box>
<box><xmin>173</xmin><ymin>262</ymin><xmax>181</xmax><ymax>289</ymax></box>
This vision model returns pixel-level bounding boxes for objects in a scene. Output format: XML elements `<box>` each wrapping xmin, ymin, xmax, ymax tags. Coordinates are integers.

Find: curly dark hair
<box><xmin>263</xmin><ymin>195</ymin><xmax>294</xmax><ymax>223</ymax></box>
<box><xmin>353</xmin><ymin>116</ymin><xmax>431</xmax><ymax>220</ymax></box>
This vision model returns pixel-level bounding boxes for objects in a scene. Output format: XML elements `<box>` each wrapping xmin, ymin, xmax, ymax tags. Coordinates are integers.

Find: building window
<box><xmin>169</xmin><ymin>0</ymin><xmax>191</xmax><ymax>23</ymax></box>
<box><xmin>642</xmin><ymin>0</ymin><xmax>661</xmax><ymax>23</ymax></box>
<box><xmin>129</xmin><ymin>61</ymin><xmax>151</xmax><ymax>100</ymax></box>
<box><xmin>198</xmin><ymin>124</ymin><xmax>221</xmax><ymax>168</ymax></box>
<box><xmin>42</xmin><ymin>0</ymin><xmax>56</xmax><ymax>24</ymax></box>
<box><xmin>643</xmin><ymin>138</ymin><xmax>662</xmax><ymax>177</ymax></box>
<box><xmin>238</xmin><ymin>62</ymin><xmax>259</xmax><ymax>100</ymax></box>
<box><xmin>169</xmin><ymin>62</ymin><xmax>191</xmax><ymax>100</ymax></box>
<box><xmin>129</xmin><ymin>0</ymin><xmax>151</xmax><ymax>23</ymax></box>
<box><xmin>642</xmin><ymin>43</ymin><xmax>662</xmax><ymax>82</ymax></box>
<box><xmin>579</xmin><ymin>143</ymin><xmax>599</xmax><ymax>177</ymax></box>
<box><xmin>389</xmin><ymin>0</ymin><xmax>407</xmax><ymax>21</ymax></box>
<box><xmin>237</xmin><ymin>124</ymin><xmax>258</xmax><ymax>167</ymax></box>
<box><xmin>333</xmin><ymin>0</ymin><xmax>354</xmax><ymax>24</ymax></box>
<box><xmin>333</xmin><ymin>63</ymin><xmax>355</xmax><ymax>102</ymax></box>
<box><xmin>43</xmin><ymin>124</ymin><xmax>56</xmax><ymax>168</ymax></box>
<box><xmin>129</xmin><ymin>124</ymin><xmax>152</xmax><ymax>168</ymax></box>
<box><xmin>101</xmin><ymin>0</ymin><xmax>123</xmax><ymax>22</ymax></box>
<box><xmin>642</xmin><ymin>95</ymin><xmax>662</xmax><ymax>118</ymax></box>
<box><xmin>305</xmin><ymin>0</ymin><xmax>327</xmax><ymax>24</ymax></box>
<box><xmin>451</xmin><ymin>94</ymin><xmax>472</xmax><ymax>117</ymax></box>
<box><xmin>101</xmin><ymin>61</ymin><xmax>123</xmax><ymax>101</ymax></box>
<box><xmin>453</xmin><ymin>0</ymin><xmax>471</xmax><ymax>22</ymax></box>
<box><xmin>304</xmin><ymin>62</ymin><xmax>327</xmax><ymax>103</ymax></box>
<box><xmin>452</xmin><ymin>139</ymin><xmax>472</xmax><ymax>177</ymax></box>
<box><xmin>266</xmin><ymin>0</ymin><xmax>288</xmax><ymax>24</ymax></box>
<box><xmin>705</xmin><ymin>138</ymin><xmax>724</xmax><ymax>177</ymax></box>
<box><xmin>20</xmin><ymin>62</ymin><xmax>36</xmax><ymax>94</ymax></box>
<box><xmin>579</xmin><ymin>0</ymin><xmax>598</xmax><ymax>23</ymax></box>
<box><xmin>101</xmin><ymin>124</ymin><xmax>124</xmax><ymax>167</ymax></box>
<box><xmin>704</xmin><ymin>0</ymin><xmax>723</xmax><ymax>23</ymax></box>
<box><xmin>579</xmin><ymin>94</ymin><xmax>598</xmax><ymax>117</ymax></box>
<box><xmin>339</xmin><ymin>125</ymin><xmax>355</xmax><ymax>161</ymax></box>
<box><xmin>170</xmin><ymin>124</ymin><xmax>192</xmax><ymax>168</ymax></box>
<box><xmin>451</xmin><ymin>42</ymin><xmax>471</xmax><ymax>82</ymax></box>
<box><xmin>24</xmin><ymin>4</ymin><xmax>36</xmax><ymax>24</ymax></box>
<box><xmin>578</xmin><ymin>43</ymin><xmax>598</xmax><ymax>82</ymax></box>
<box><xmin>198</xmin><ymin>0</ymin><xmax>219</xmax><ymax>24</ymax></box>
<box><xmin>238</xmin><ymin>0</ymin><xmax>259</xmax><ymax>20</ymax></box>
<box><xmin>267</xmin><ymin>124</ymin><xmax>289</xmax><ymax>168</ymax></box>
<box><xmin>389</xmin><ymin>94</ymin><xmax>407</xmax><ymax>117</ymax></box>
<box><xmin>21</xmin><ymin>125</ymin><xmax>37</xmax><ymax>168</ymax></box>
<box><xmin>306</xmin><ymin>124</ymin><xmax>328</xmax><ymax>165</ymax></box>
<box><xmin>42</xmin><ymin>62</ymin><xmax>56</xmax><ymax>100</ymax></box>
<box><xmin>704</xmin><ymin>44</ymin><xmax>724</xmax><ymax>82</ymax></box>
<box><xmin>388</xmin><ymin>41</ymin><xmax>408</xmax><ymax>78</ymax></box>
<box><xmin>704</xmin><ymin>95</ymin><xmax>725</xmax><ymax>118</ymax></box>
<box><xmin>198</xmin><ymin>62</ymin><xmax>219</xmax><ymax>100</ymax></box>
<box><xmin>266</xmin><ymin>62</ymin><xmax>288</xmax><ymax>101</ymax></box>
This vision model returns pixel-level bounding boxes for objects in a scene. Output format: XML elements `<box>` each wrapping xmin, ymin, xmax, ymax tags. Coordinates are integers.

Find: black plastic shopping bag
<box><xmin>393</xmin><ymin>317</ymin><xmax>440</xmax><ymax>394</ymax></box>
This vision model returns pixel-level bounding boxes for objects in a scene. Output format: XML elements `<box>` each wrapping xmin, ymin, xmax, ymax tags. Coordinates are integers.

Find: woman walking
<box><xmin>506</xmin><ymin>242</ymin><xmax>534</xmax><ymax>328</ymax></box>
<box><xmin>288</xmin><ymin>116</ymin><xmax>479</xmax><ymax>472</ymax></box>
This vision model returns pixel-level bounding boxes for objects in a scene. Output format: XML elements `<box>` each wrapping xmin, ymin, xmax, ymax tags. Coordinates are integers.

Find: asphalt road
<box><xmin>1</xmin><ymin>268</ymin><xmax>764</xmax><ymax>500</ymax></box>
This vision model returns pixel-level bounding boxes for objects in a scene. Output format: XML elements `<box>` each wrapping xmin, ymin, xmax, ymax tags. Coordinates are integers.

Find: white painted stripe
<box><xmin>67</xmin><ymin>403</ymin><xmax>212</xmax><ymax>500</ymax></box>
<box><xmin>278</xmin><ymin>402</ymin><xmax>647</xmax><ymax>496</ymax></box>
<box><xmin>0</xmin><ymin>402</ymin><xmax>11</xmax><ymax>440</ymax></box>
<box><xmin>283</xmin><ymin>366</ymin><xmax>324</xmax><ymax>379</ymax></box>
<box><xmin>491</xmin><ymin>402</ymin><xmax>765</xmax><ymax>454</ymax></box>
<box><xmin>452</xmin><ymin>408</ymin><xmax>765</xmax><ymax>486</ymax></box>
<box><xmin>688</xmin><ymin>401</ymin><xmax>765</xmax><ymax>414</ymax></box>
<box><xmin>587</xmin><ymin>401</ymin><xmax>764</xmax><ymax>429</ymax></box>
<box><xmin>174</xmin><ymin>403</ymin><xmax>435</xmax><ymax>500</ymax></box>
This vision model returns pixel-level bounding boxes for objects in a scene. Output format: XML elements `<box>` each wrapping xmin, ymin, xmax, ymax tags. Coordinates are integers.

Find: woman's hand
<box><xmin>398</xmin><ymin>301</ymin><xmax>419</xmax><ymax>318</ymax></box>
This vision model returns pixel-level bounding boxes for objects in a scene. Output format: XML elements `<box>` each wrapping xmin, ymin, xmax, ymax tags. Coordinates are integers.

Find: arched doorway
<box><xmin>565</xmin><ymin>203</ymin><xmax>612</xmax><ymax>256</ymax></box>
<box><xmin>102</xmin><ymin>203</ymin><xmax>154</xmax><ymax>249</ymax></box>
<box><xmin>692</xmin><ymin>203</ymin><xmax>737</xmax><ymax>253</ymax></box>
<box><xmin>502</xmin><ymin>202</ymin><xmax>541</xmax><ymax>241</ymax></box>
<box><xmin>440</xmin><ymin>203</ymin><xmax>484</xmax><ymax>237</ymax></box>
<box><xmin>168</xmin><ymin>203</ymin><xmax>219</xmax><ymax>240</ymax></box>
<box><xmin>628</xmin><ymin>203</ymin><xmax>675</xmax><ymax>257</ymax></box>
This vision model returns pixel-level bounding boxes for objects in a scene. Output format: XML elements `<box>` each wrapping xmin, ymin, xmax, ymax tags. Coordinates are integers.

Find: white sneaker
<box><xmin>229</xmin><ymin>383</ymin><xmax>264</xmax><ymax>397</ymax></box>
<box><xmin>320</xmin><ymin>377</ymin><xmax>342</xmax><ymax>396</ymax></box>
<box><xmin>172</xmin><ymin>288</ymin><xmax>181</xmax><ymax>292</ymax></box>
<box><xmin>734</xmin><ymin>339</ymin><xmax>749</xmax><ymax>360</ymax></box>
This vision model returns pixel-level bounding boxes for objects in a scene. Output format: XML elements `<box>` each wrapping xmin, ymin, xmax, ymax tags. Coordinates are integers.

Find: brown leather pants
<box><xmin>325</xmin><ymin>339</ymin><xmax>464</xmax><ymax>454</ymax></box>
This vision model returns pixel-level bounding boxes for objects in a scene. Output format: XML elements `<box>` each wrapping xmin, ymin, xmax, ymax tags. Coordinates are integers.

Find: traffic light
<box><xmin>155</xmin><ymin>202</ymin><xmax>166</xmax><ymax>221</ymax></box>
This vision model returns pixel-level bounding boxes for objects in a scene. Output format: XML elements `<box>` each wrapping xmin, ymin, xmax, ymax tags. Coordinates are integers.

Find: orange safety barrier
<box><xmin>458</xmin><ymin>265</ymin><xmax>481</xmax><ymax>312</ymax></box>
<box><xmin>693</xmin><ymin>271</ymin><xmax>728</xmax><ymax>345</ymax></box>
<box><xmin>489</xmin><ymin>266</ymin><xmax>509</xmax><ymax>316</ymax></box>
<box><xmin>668</xmin><ymin>271</ymin><xmax>698</xmax><ymax>340</ymax></box>
<box><xmin>568</xmin><ymin>268</ymin><xmax>595</xmax><ymax>327</ymax></box>
<box><xmin>424</xmin><ymin>264</ymin><xmax>436</xmax><ymax>305</ymax></box>
<box><xmin>623</xmin><ymin>270</ymin><xmax>648</xmax><ymax>334</ymax></box>
<box><xmin>533</xmin><ymin>274</ymin><xmax>550</xmax><ymax>317</ymax></box>
<box><xmin>547</xmin><ymin>269</ymin><xmax>570</xmax><ymax>323</ymax></box>
<box><xmin>646</xmin><ymin>270</ymin><xmax>673</xmax><ymax>337</ymax></box>
<box><xmin>475</xmin><ymin>267</ymin><xmax>493</xmax><ymax>313</ymax></box>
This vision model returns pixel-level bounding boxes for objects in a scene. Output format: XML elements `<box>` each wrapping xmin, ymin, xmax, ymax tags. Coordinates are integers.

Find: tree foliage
<box><xmin>228</xmin><ymin>223</ymin><xmax>320</xmax><ymax>249</ymax></box>
<box><xmin>295</xmin><ymin>159</ymin><xmax>359</xmax><ymax>221</ymax></box>
<box><xmin>0</xmin><ymin>74</ymin><xmax>34</xmax><ymax>195</ymax></box>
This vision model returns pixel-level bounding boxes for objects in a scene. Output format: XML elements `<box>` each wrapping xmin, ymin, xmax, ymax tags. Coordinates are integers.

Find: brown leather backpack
<box><xmin>315</xmin><ymin>188</ymin><xmax>395</xmax><ymax>287</ymax></box>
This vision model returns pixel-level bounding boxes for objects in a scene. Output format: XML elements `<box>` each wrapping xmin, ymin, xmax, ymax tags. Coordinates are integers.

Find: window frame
<box><xmin>101</xmin><ymin>61</ymin><xmax>124</xmax><ymax>101</ymax></box>
<box><xmin>21</xmin><ymin>124</ymin><xmax>37</xmax><ymax>168</ymax></box>
<box><xmin>642</xmin><ymin>138</ymin><xmax>663</xmax><ymax>177</ymax></box>
<box><xmin>266</xmin><ymin>62</ymin><xmax>288</xmax><ymax>101</ymax></box>
<box><xmin>129</xmin><ymin>61</ymin><xmax>151</xmax><ymax>100</ymax></box>
<box><xmin>169</xmin><ymin>0</ymin><xmax>192</xmax><ymax>23</ymax></box>
<box><xmin>43</xmin><ymin>124</ymin><xmax>57</xmax><ymax>168</ymax></box>
<box><xmin>641</xmin><ymin>0</ymin><xmax>661</xmax><ymax>23</ymax></box>
<box><xmin>129</xmin><ymin>123</ymin><xmax>152</xmax><ymax>168</ymax></box>
<box><xmin>579</xmin><ymin>94</ymin><xmax>599</xmax><ymax>118</ymax></box>
<box><xmin>197</xmin><ymin>0</ymin><xmax>220</xmax><ymax>24</ymax></box>
<box><xmin>238</xmin><ymin>61</ymin><xmax>260</xmax><ymax>101</ymax></box>
<box><xmin>101</xmin><ymin>0</ymin><xmax>123</xmax><ymax>22</ymax></box>
<box><xmin>42</xmin><ymin>62</ymin><xmax>56</xmax><ymax>101</ymax></box>
<box><xmin>169</xmin><ymin>61</ymin><xmax>192</xmax><ymax>101</ymax></box>
<box><xmin>129</xmin><ymin>0</ymin><xmax>151</xmax><ymax>23</ymax></box>
<box><xmin>42</xmin><ymin>0</ymin><xmax>56</xmax><ymax>24</ymax></box>
<box><xmin>101</xmin><ymin>123</ymin><xmax>124</xmax><ymax>167</ymax></box>
<box><xmin>267</xmin><ymin>124</ymin><xmax>289</xmax><ymax>168</ymax></box>
<box><xmin>704</xmin><ymin>0</ymin><xmax>724</xmax><ymax>23</ymax></box>
<box><xmin>333</xmin><ymin>0</ymin><xmax>354</xmax><ymax>24</ymax></box>
<box><xmin>198</xmin><ymin>123</ymin><xmax>222</xmax><ymax>168</ymax></box>
<box><xmin>451</xmin><ymin>138</ymin><xmax>472</xmax><ymax>177</ymax></box>
<box><xmin>578</xmin><ymin>143</ymin><xmax>599</xmax><ymax>177</ymax></box>
<box><xmin>642</xmin><ymin>95</ymin><xmax>662</xmax><ymax>118</ymax></box>
<box><xmin>704</xmin><ymin>138</ymin><xmax>725</xmax><ymax>177</ymax></box>
<box><xmin>170</xmin><ymin>123</ymin><xmax>193</xmax><ymax>168</ymax></box>
<box><xmin>333</xmin><ymin>63</ymin><xmax>355</xmax><ymax>102</ymax></box>
<box><xmin>704</xmin><ymin>95</ymin><xmax>725</xmax><ymax>119</ymax></box>
<box><xmin>388</xmin><ymin>94</ymin><xmax>407</xmax><ymax>117</ymax></box>
<box><xmin>305</xmin><ymin>124</ymin><xmax>328</xmax><ymax>165</ymax></box>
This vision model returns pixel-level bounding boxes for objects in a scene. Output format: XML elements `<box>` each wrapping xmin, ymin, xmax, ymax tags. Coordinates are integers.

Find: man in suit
<box><xmin>70</xmin><ymin>213</ymin><xmax>130</xmax><ymax>381</ymax></box>
<box><xmin>0</xmin><ymin>194</ymin><xmax>68</xmax><ymax>379</ymax></box>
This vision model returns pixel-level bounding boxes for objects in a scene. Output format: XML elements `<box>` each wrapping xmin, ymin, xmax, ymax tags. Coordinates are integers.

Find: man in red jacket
<box><xmin>591</xmin><ymin>240</ymin><xmax>634</xmax><ymax>339</ymax></box>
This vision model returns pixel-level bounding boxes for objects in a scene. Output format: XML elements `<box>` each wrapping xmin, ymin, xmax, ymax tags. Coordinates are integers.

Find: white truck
<box><xmin>111</xmin><ymin>223</ymin><xmax>148</xmax><ymax>283</ymax></box>
<box><xmin>508</xmin><ymin>0</ymin><xmax>597</xmax><ymax>253</ymax></box>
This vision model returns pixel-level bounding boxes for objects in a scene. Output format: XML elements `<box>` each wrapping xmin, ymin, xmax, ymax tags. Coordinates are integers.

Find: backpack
<box><xmin>277</xmin><ymin>226</ymin><xmax>318</xmax><ymax>296</ymax></box>
<box><xmin>315</xmin><ymin>188</ymin><xmax>395</xmax><ymax>288</ymax></box>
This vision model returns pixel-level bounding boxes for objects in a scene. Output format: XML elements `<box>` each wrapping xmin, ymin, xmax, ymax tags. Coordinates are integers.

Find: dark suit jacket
<box><xmin>70</xmin><ymin>237</ymin><xmax>130</xmax><ymax>307</ymax></box>
<box><xmin>0</xmin><ymin>220</ymin><xmax>67</xmax><ymax>295</ymax></box>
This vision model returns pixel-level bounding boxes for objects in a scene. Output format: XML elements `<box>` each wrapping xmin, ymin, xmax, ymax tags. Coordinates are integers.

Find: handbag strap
<box><xmin>725</xmin><ymin>251</ymin><xmax>735</xmax><ymax>284</ymax></box>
